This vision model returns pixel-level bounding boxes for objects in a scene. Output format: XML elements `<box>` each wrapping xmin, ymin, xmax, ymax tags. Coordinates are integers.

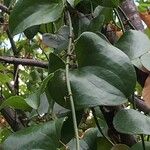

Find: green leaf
<box><xmin>111</xmin><ymin>144</ymin><xmax>129</xmax><ymax>150</ymax></box>
<box><xmin>2</xmin><ymin>118</ymin><xmax>65</xmax><ymax>150</ymax></box>
<box><xmin>0</xmin><ymin>96</ymin><xmax>31</xmax><ymax>111</ymax></box>
<box><xmin>116</xmin><ymin>30</ymin><xmax>150</xmax><ymax>60</ymax></box>
<box><xmin>48</xmin><ymin>67</ymin><xmax>133</xmax><ymax>109</ymax></box>
<box><xmin>75</xmin><ymin>32</ymin><xmax>136</xmax><ymax>97</ymax></box>
<box><xmin>42</xmin><ymin>26</ymin><xmax>69</xmax><ymax>53</ymax></box>
<box><xmin>0</xmin><ymin>73</ymin><xmax>11</xmax><ymax>84</ymax></box>
<box><xmin>131</xmin><ymin>141</ymin><xmax>150</xmax><ymax>150</ymax></box>
<box><xmin>113</xmin><ymin>109</ymin><xmax>150</xmax><ymax>135</ymax></box>
<box><xmin>9</xmin><ymin>0</ymin><xmax>64</xmax><ymax>35</ymax></box>
<box><xmin>48</xmin><ymin>32</ymin><xmax>136</xmax><ymax>109</ymax></box>
<box><xmin>24</xmin><ymin>25</ymin><xmax>40</xmax><ymax>39</ymax></box>
<box><xmin>48</xmin><ymin>53</ymin><xmax>65</xmax><ymax>74</ymax></box>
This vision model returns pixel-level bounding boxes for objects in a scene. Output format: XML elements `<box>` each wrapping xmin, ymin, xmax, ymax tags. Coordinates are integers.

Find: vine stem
<box><xmin>114</xmin><ymin>8</ymin><xmax>125</xmax><ymax>34</ymax></box>
<box><xmin>91</xmin><ymin>108</ymin><xmax>114</xmax><ymax>146</ymax></box>
<box><xmin>66</xmin><ymin>11</ymin><xmax>80</xmax><ymax>150</ymax></box>
<box><xmin>118</xmin><ymin>6</ymin><xmax>136</xmax><ymax>30</ymax></box>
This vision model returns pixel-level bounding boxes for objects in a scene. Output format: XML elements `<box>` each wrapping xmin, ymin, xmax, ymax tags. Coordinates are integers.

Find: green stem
<box><xmin>66</xmin><ymin>11</ymin><xmax>80</xmax><ymax>150</ymax></box>
<box><xmin>91</xmin><ymin>107</ymin><xmax>114</xmax><ymax>146</ymax></box>
<box><xmin>114</xmin><ymin>8</ymin><xmax>125</xmax><ymax>33</ymax></box>
<box><xmin>141</xmin><ymin>134</ymin><xmax>146</xmax><ymax>150</ymax></box>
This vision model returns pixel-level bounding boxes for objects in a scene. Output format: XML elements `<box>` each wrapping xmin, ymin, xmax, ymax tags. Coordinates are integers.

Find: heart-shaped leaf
<box><xmin>9</xmin><ymin>0</ymin><xmax>64</xmax><ymax>35</ymax></box>
<box><xmin>113</xmin><ymin>109</ymin><xmax>150</xmax><ymax>135</ymax></box>
<box><xmin>115</xmin><ymin>30</ymin><xmax>150</xmax><ymax>71</ymax></box>
<box><xmin>75</xmin><ymin>32</ymin><xmax>136</xmax><ymax>97</ymax></box>
<box><xmin>47</xmin><ymin>32</ymin><xmax>136</xmax><ymax>109</ymax></box>
<box><xmin>116</xmin><ymin>30</ymin><xmax>150</xmax><ymax>60</ymax></box>
<box><xmin>1</xmin><ymin>118</ymin><xmax>65</xmax><ymax>150</ymax></box>
<box><xmin>42</xmin><ymin>26</ymin><xmax>69</xmax><ymax>53</ymax></box>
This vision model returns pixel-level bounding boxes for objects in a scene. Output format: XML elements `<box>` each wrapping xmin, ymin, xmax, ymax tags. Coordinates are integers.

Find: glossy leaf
<box><xmin>2</xmin><ymin>118</ymin><xmax>65</xmax><ymax>150</ymax></box>
<box><xmin>49</xmin><ymin>67</ymin><xmax>132</xmax><ymax>109</ymax></box>
<box><xmin>48</xmin><ymin>32</ymin><xmax>136</xmax><ymax>109</ymax></box>
<box><xmin>9</xmin><ymin>0</ymin><xmax>64</xmax><ymax>35</ymax></box>
<box><xmin>42</xmin><ymin>26</ymin><xmax>69</xmax><ymax>53</ymax></box>
<box><xmin>131</xmin><ymin>141</ymin><xmax>150</xmax><ymax>150</ymax></box>
<box><xmin>116</xmin><ymin>30</ymin><xmax>150</xmax><ymax>60</ymax></box>
<box><xmin>0</xmin><ymin>96</ymin><xmax>30</xmax><ymax>111</ymax></box>
<box><xmin>113</xmin><ymin>109</ymin><xmax>150</xmax><ymax>135</ymax></box>
<box><xmin>75</xmin><ymin>32</ymin><xmax>136</xmax><ymax>97</ymax></box>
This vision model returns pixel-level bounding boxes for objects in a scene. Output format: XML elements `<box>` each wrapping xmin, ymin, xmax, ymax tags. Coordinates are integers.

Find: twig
<box><xmin>6</xmin><ymin>29</ymin><xmax>19</xmax><ymax>94</ymax></box>
<box><xmin>118</xmin><ymin>6</ymin><xmax>136</xmax><ymax>30</ymax></box>
<box><xmin>0</xmin><ymin>56</ymin><xmax>48</xmax><ymax>68</ymax></box>
<box><xmin>114</xmin><ymin>8</ymin><xmax>126</xmax><ymax>33</ymax></box>
<box><xmin>6</xmin><ymin>30</ymin><xmax>17</xmax><ymax>56</ymax></box>
<box><xmin>0</xmin><ymin>4</ymin><xmax>10</xmax><ymax>14</ymax></box>
<box><xmin>66</xmin><ymin>11</ymin><xmax>80</xmax><ymax>150</ymax></box>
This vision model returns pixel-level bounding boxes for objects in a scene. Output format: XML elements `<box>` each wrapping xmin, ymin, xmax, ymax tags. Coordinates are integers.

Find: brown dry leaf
<box><xmin>142</xmin><ymin>74</ymin><xmax>150</xmax><ymax>108</ymax></box>
<box><xmin>140</xmin><ymin>12</ymin><xmax>150</xmax><ymax>28</ymax></box>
